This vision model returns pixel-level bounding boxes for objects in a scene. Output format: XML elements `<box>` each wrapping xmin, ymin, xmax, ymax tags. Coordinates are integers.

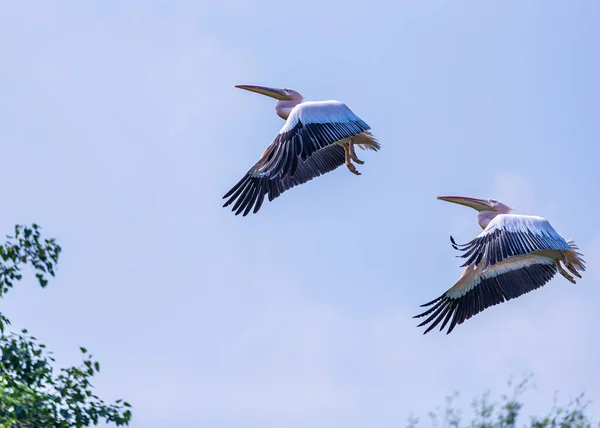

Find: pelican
<box><xmin>414</xmin><ymin>196</ymin><xmax>586</xmax><ymax>335</ymax></box>
<box><xmin>222</xmin><ymin>85</ymin><xmax>380</xmax><ymax>216</ymax></box>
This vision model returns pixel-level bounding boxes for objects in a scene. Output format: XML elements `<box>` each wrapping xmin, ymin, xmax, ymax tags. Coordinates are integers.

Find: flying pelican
<box><xmin>222</xmin><ymin>85</ymin><xmax>380</xmax><ymax>216</ymax></box>
<box><xmin>414</xmin><ymin>196</ymin><xmax>586</xmax><ymax>335</ymax></box>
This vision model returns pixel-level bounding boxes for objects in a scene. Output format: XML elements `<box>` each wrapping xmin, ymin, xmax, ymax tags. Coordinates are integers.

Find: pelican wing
<box><xmin>452</xmin><ymin>214</ymin><xmax>572</xmax><ymax>271</ymax></box>
<box><xmin>223</xmin><ymin>101</ymin><xmax>377</xmax><ymax>216</ymax></box>
<box><xmin>414</xmin><ymin>255</ymin><xmax>559</xmax><ymax>334</ymax></box>
<box><xmin>222</xmin><ymin>145</ymin><xmax>346</xmax><ymax>216</ymax></box>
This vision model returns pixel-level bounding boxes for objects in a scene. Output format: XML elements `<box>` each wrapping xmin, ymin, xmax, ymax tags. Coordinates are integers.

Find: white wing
<box><xmin>267</xmin><ymin>101</ymin><xmax>375</xmax><ymax>176</ymax></box>
<box><xmin>451</xmin><ymin>214</ymin><xmax>572</xmax><ymax>271</ymax></box>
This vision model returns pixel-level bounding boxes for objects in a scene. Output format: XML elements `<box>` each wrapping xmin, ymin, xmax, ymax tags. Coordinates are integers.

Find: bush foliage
<box><xmin>407</xmin><ymin>375</ymin><xmax>597</xmax><ymax>428</ymax></box>
<box><xmin>0</xmin><ymin>224</ymin><xmax>131</xmax><ymax>427</ymax></box>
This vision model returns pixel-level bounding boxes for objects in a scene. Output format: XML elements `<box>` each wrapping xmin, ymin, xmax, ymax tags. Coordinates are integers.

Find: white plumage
<box><xmin>279</xmin><ymin>101</ymin><xmax>365</xmax><ymax>132</ymax></box>
<box><xmin>455</xmin><ymin>214</ymin><xmax>573</xmax><ymax>271</ymax></box>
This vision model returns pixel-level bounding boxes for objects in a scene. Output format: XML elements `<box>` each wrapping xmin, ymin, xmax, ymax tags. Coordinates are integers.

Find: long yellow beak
<box><xmin>235</xmin><ymin>84</ymin><xmax>291</xmax><ymax>101</ymax></box>
<box><xmin>437</xmin><ymin>195</ymin><xmax>494</xmax><ymax>212</ymax></box>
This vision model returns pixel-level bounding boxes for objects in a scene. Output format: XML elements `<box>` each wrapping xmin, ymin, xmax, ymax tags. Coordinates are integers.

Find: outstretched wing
<box><xmin>223</xmin><ymin>101</ymin><xmax>377</xmax><ymax>216</ymax></box>
<box><xmin>451</xmin><ymin>214</ymin><xmax>572</xmax><ymax>271</ymax></box>
<box><xmin>222</xmin><ymin>144</ymin><xmax>346</xmax><ymax>216</ymax></box>
<box><xmin>414</xmin><ymin>255</ymin><xmax>558</xmax><ymax>335</ymax></box>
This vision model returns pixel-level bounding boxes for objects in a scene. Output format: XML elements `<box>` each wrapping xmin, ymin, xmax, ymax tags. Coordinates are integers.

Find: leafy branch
<box><xmin>0</xmin><ymin>224</ymin><xmax>132</xmax><ymax>427</ymax></box>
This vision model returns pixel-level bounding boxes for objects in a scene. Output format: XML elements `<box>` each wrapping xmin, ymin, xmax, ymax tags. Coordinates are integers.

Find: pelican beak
<box><xmin>437</xmin><ymin>195</ymin><xmax>494</xmax><ymax>212</ymax></box>
<box><xmin>235</xmin><ymin>84</ymin><xmax>291</xmax><ymax>101</ymax></box>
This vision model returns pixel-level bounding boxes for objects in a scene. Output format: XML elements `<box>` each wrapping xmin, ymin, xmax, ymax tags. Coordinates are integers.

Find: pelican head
<box><xmin>236</xmin><ymin>84</ymin><xmax>304</xmax><ymax>120</ymax></box>
<box><xmin>437</xmin><ymin>196</ymin><xmax>513</xmax><ymax>212</ymax></box>
<box><xmin>235</xmin><ymin>84</ymin><xmax>302</xmax><ymax>101</ymax></box>
<box><xmin>438</xmin><ymin>195</ymin><xmax>513</xmax><ymax>229</ymax></box>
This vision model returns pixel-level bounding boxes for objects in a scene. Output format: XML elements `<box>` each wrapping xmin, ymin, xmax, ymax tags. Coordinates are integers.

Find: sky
<box><xmin>1</xmin><ymin>1</ymin><xmax>599</xmax><ymax>427</ymax></box>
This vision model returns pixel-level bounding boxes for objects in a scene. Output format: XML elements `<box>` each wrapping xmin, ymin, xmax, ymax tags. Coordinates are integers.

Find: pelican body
<box><xmin>414</xmin><ymin>196</ymin><xmax>586</xmax><ymax>335</ymax></box>
<box><xmin>223</xmin><ymin>85</ymin><xmax>380</xmax><ymax>216</ymax></box>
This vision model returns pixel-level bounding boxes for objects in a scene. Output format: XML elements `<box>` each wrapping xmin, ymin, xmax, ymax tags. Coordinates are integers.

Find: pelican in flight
<box><xmin>222</xmin><ymin>85</ymin><xmax>380</xmax><ymax>216</ymax></box>
<box><xmin>414</xmin><ymin>196</ymin><xmax>586</xmax><ymax>335</ymax></box>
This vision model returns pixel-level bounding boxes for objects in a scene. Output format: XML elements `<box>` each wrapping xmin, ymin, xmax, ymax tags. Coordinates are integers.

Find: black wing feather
<box><xmin>414</xmin><ymin>262</ymin><xmax>558</xmax><ymax>335</ymax></box>
<box><xmin>223</xmin><ymin>144</ymin><xmax>347</xmax><ymax>216</ymax></box>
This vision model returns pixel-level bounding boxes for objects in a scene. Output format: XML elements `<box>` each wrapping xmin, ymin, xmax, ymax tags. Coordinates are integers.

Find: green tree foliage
<box><xmin>0</xmin><ymin>224</ymin><xmax>132</xmax><ymax>427</ymax></box>
<box><xmin>407</xmin><ymin>375</ymin><xmax>598</xmax><ymax>428</ymax></box>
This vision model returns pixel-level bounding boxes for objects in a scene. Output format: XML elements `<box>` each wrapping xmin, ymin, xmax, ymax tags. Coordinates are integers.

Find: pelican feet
<box><xmin>556</xmin><ymin>260</ymin><xmax>577</xmax><ymax>284</ymax></box>
<box><xmin>349</xmin><ymin>141</ymin><xmax>365</xmax><ymax>164</ymax></box>
<box><xmin>562</xmin><ymin>252</ymin><xmax>582</xmax><ymax>278</ymax></box>
<box><xmin>342</xmin><ymin>141</ymin><xmax>362</xmax><ymax>175</ymax></box>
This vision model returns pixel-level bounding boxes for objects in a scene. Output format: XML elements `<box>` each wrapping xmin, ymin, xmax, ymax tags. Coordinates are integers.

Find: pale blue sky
<box><xmin>1</xmin><ymin>1</ymin><xmax>599</xmax><ymax>427</ymax></box>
